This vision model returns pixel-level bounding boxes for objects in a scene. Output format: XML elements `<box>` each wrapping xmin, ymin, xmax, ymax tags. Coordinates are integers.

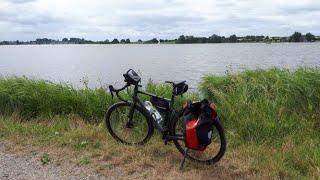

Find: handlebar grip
<box><xmin>108</xmin><ymin>85</ymin><xmax>114</xmax><ymax>98</ymax></box>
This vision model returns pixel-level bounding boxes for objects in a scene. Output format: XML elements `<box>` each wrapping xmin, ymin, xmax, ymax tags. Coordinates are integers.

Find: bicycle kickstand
<box><xmin>179</xmin><ymin>148</ymin><xmax>189</xmax><ymax>170</ymax></box>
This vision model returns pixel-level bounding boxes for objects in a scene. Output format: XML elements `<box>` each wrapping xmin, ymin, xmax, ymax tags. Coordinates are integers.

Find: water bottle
<box><xmin>144</xmin><ymin>101</ymin><xmax>162</xmax><ymax>124</ymax></box>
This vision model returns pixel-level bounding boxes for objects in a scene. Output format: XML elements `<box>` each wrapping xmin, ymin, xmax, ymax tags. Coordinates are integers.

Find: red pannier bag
<box><xmin>183</xmin><ymin>99</ymin><xmax>217</xmax><ymax>151</ymax></box>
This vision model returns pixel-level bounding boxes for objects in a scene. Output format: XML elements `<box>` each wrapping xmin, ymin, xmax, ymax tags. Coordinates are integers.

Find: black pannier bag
<box><xmin>150</xmin><ymin>96</ymin><xmax>170</xmax><ymax>113</ymax></box>
<box><xmin>183</xmin><ymin>99</ymin><xmax>217</xmax><ymax>151</ymax></box>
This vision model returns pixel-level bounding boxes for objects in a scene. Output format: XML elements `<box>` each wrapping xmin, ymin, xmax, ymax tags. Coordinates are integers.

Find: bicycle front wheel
<box><xmin>105</xmin><ymin>102</ymin><xmax>154</xmax><ymax>145</ymax></box>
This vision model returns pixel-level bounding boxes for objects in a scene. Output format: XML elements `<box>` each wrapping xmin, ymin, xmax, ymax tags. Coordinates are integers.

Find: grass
<box><xmin>0</xmin><ymin>77</ymin><xmax>196</xmax><ymax>122</ymax></box>
<box><xmin>200</xmin><ymin>67</ymin><xmax>320</xmax><ymax>178</ymax></box>
<box><xmin>41</xmin><ymin>153</ymin><xmax>51</xmax><ymax>165</ymax></box>
<box><xmin>0</xmin><ymin>115</ymin><xmax>234</xmax><ymax>179</ymax></box>
<box><xmin>0</xmin><ymin>77</ymin><xmax>115</xmax><ymax>123</ymax></box>
<box><xmin>0</xmin><ymin>67</ymin><xmax>319</xmax><ymax>178</ymax></box>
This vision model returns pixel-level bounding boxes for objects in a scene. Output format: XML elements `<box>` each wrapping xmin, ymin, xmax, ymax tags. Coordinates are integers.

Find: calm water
<box><xmin>0</xmin><ymin>43</ymin><xmax>319</xmax><ymax>88</ymax></box>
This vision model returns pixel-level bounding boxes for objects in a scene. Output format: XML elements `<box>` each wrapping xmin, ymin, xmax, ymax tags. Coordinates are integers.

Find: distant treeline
<box><xmin>0</xmin><ymin>32</ymin><xmax>319</xmax><ymax>45</ymax></box>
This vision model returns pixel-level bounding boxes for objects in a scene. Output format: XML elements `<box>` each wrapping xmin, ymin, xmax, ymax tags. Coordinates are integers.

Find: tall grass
<box><xmin>0</xmin><ymin>77</ymin><xmax>114</xmax><ymax>123</ymax></box>
<box><xmin>0</xmin><ymin>77</ymin><xmax>192</xmax><ymax>123</ymax></box>
<box><xmin>200</xmin><ymin>67</ymin><xmax>320</xmax><ymax>143</ymax></box>
<box><xmin>200</xmin><ymin>67</ymin><xmax>320</xmax><ymax>177</ymax></box>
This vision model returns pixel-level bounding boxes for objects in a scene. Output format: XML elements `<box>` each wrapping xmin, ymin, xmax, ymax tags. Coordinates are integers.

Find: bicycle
<box><xmin>105</xmin><ymin>69</ymin><xmax>226</xmax><ymax>167</ymax></box>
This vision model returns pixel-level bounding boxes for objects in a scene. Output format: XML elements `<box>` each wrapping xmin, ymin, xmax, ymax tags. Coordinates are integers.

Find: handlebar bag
<box><xmin>123</xmin><ymin>69</ymin><xmax>141</xmax><ymax>85</ymax></box>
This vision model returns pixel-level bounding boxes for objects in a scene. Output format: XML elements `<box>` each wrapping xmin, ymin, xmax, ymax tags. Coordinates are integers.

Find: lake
<box><xmin>0</xmin><ymin>43</ymin><xmax>319</xmax><ymax>88</ymax></box>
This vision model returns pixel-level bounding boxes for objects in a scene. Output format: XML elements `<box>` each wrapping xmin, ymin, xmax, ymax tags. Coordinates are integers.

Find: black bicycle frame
<box><xmin>131</xmin><ymin>85</ymin><xmax>176</xmax><ymax>134</ymax></box>
<box><xmin>110</xmin><ymin>83</ymin><xmax>183</xmax><ymax>141</ymax></box>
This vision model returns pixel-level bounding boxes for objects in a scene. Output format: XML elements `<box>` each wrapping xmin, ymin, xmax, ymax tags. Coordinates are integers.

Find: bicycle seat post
<box><xmin>170</xmin><ymin>89</ymin><xmax>175</xmax><ymax>108</ymax></box>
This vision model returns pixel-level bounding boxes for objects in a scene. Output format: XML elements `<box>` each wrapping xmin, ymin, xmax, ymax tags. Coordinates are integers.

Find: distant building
<box><xmin>271</xmin><ymin>37</ymin><xmax>281</xmax><ymax>42</ymax></box>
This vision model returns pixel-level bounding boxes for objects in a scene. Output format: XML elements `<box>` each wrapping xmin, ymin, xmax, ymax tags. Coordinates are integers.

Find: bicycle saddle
<box><xmin>165</xmin><ymin>80</ymin><xmax>186</xmax><ymax>87</ymax></box>
<box><xmin>165</xmin><ymin>80</ymin><xmax>188</xmax><ymax>96</ymax></box>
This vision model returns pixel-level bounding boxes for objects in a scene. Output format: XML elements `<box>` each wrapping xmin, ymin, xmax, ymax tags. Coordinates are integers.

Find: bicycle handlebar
<box><xmin>108</xmin><ymin>83</ymin><xmax>129</xmax><ymax>99</ymax></box>
<box><xmin>108</xmin><ymin>82</ymin><xmax>141</xmax><ymax>101</ymax></box>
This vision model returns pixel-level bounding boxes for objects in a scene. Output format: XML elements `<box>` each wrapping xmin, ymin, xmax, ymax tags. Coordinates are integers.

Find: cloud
<box><xmin>0</xmin><ymin>0</ymin><xmax>319</xmax><ymax>41</ymax></box>
<box><xmin>6</xmin><ymin>0</ymin><xmax>36</xmax><ymax>3</ymax></box>
<box><xmin>0</xmin><ymin>10</ymin><xmax>64</xmax><ymax>26</ymax></box>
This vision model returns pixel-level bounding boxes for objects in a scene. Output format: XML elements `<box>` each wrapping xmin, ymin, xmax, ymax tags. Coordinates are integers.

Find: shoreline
<box><xmin>1</xmin><ymin>41</ymin><xmax>320</xmax><ymax>46</ymax></box>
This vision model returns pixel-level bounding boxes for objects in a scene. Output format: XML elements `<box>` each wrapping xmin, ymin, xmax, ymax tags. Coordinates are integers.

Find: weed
<box><xmin>41</xmin><ymin>153</ymin><xmax>51</xmax><ymax>165</ymax></box>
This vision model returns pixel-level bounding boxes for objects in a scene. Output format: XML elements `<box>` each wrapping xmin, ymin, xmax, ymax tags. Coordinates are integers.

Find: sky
<box><xmin>0</xmin><ymin>0</ymin><xmax>320</xmax><ymax>41</ymax></box>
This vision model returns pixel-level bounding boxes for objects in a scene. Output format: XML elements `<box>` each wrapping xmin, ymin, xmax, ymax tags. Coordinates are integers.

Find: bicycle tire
<box><xmin>105</xmin><ymin>101</ymin><xmax>154</xmax><ymax>145</ymax></box>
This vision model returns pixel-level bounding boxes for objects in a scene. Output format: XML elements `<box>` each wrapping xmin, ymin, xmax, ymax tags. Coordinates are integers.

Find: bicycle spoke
<box><xmin>108</xmin><ymin>104</ymin><xmax>149</xmax><ymax>144</ymax></box>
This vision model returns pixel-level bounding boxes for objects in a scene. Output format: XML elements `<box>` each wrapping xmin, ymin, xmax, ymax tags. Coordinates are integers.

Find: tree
<box><xmin>36</xmin><ymin>38</ymin><xmax>53</xmax><ymax>44</ymax></box>
<box><xmin>289</xmin><ymin>32</ymin><xmax>302</xmax><ymax>42</ymax></box>
<box><xmin>111</xmin><ymin>38</ymin><xmax>119</xmax><ymax>44</ymax></box>
<box><xmin>62</xmin><ymin>38</ymin><xmax>68</xmax><ymax>43</ymax></box>
<box><xmin>137</xmin><ymin>39</ymin><xmax>142</xmax><ymax>43</ymax></box>
<box><xmin>125</xmin><ymin>38</ymin><xmax>130</xmax><ymax>43</ymax></box>
<box><xmin>69</xmin><ymin>38</ymin><xmax>85</xmax><ymax>44</ymax></box>
<box><xmin>305</xmin><ymin>32</ymin><xmax>315</xmax><ymax>42</ymax></box>
<box><xmin>229</xmin><ymin>35</ymin><xmax>237</xmax><ymax>43</ymax></box>
<box><xmin>176</xmin><ymin>35</ymin><xmax>186</xmax><ymax>43</ymax></box>
<box><xmin>197</xmin><ymin>37</ymin><xmax>207</xmax><ymax>43</ymax></box>
<box><xmin>209</xmin><ymin>34</ymin><xmax>222</xmax><ymax>43</ymax></box>
<box><xmin>150</xmin><ymin>38</ymin><xmax>159</xmax><ymax>43</ymax></box>
<box><xmin>185</xmin><ymin>36</ymin><xmax>195</xmax><ymax>43</ymax></box>
<box><xmin>142</xmin><ymin>38</ymin><xmax>158</xmax><ymax>44</ymax></box>
<box><xmin>120</xmin><ymin>39</ymin><xmax>126</xmax><ymax>43</ymax></box>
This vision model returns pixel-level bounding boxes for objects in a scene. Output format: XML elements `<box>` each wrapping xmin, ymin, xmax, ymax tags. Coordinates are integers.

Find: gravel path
<box><xmin>0</xmin><ymin>143</ymin><xmax>106</xmax><ymax>180</ymax></box>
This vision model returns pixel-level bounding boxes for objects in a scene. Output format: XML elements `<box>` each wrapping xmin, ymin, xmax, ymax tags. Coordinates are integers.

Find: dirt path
<box><xmin>0</xmin><ymin>141</ymin><xmax>249</xmax><ymax>180</ymax></box>
<box><xmin>0</xmin><ymin>142</ymin><xmax>106</xmax><ymax>180</ymax></box>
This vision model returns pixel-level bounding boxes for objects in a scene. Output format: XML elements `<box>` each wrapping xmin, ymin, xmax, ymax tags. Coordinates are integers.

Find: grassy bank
<box><xmin>201</xmin><ymin>68</ymin><xmax>320</xmax><ymax>142</ymax></box>
<box><xmin>0</xmin><ymin>77</ymin><xmax>193</xmax><ymax>123</ymax></box>
<box><xmin>0</xmin><ymin>68</ymin><xmax>319</xmax><ymax>178</ymax></box>
<box><xmin>201</xmin><ymin>67</ymin><xmax>320</xmax><ymax>178</ymax></box>
<box><xmin>0</xmin><ymin>77</ymin><xmax>114</xmax><ymax>123</ymax></box>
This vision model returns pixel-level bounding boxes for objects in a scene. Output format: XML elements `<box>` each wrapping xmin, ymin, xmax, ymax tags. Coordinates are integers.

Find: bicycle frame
<box><xmin>132</xmin><ymin>85</ymin><xmax>178</xmax><ymax>134</ymax></box>
<box><xmin>110</xmin><ymin>83</ymin><xmax>183</xmax><ymax>141</ymax></box>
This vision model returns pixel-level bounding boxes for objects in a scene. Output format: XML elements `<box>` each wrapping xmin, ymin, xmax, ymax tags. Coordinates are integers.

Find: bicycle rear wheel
<box><xmin>105</xmin><ymin>102</ymin><xmax>154</xmax><ymax>145</ymax></box>
<box><xmin>171</xmin><ymin>114</ymin><xmax>226</xmax><ymax>164</ymax></box>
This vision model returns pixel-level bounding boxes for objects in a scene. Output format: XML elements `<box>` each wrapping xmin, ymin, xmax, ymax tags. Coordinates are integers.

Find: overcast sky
<box><xmin>1</xmin><ymin>0</ymin><xmax>320</xmax><ymax>41</ymax></box>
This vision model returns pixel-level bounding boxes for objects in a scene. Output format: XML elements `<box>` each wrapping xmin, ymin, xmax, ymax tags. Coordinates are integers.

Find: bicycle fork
<box><xmin>126</xmin><ymin>103</ymin><xmax>136</xmax><ymax>128</ymax></box>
